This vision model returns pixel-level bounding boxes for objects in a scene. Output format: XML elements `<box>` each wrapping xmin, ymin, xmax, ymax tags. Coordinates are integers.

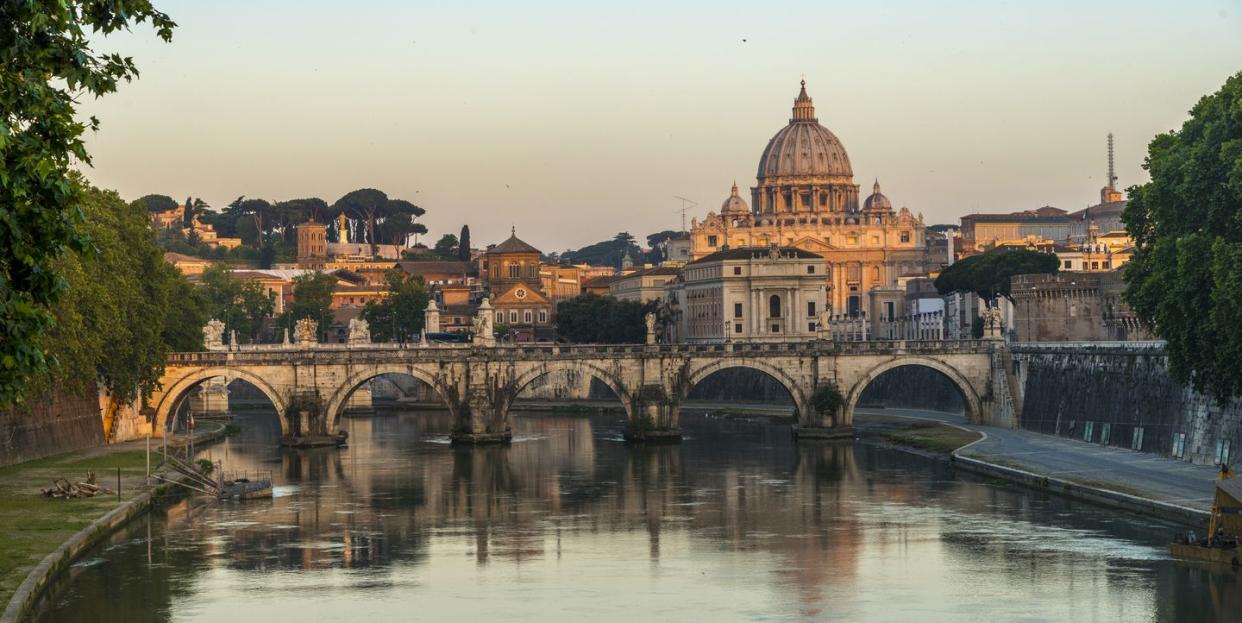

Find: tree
<box><xmin>934</xmin><ymin>249</ymin><xmax>1060</xmax><ymax>303</ymax></box>
<box><xmin>361</xmin><ymin>270</ymin><xmax>429</xmax><ymax>343</ymax></box>
<box><xmin>555</xmin><ymin>294</ymin><xmax>653</xmax><ymax>343</ymax></box>
<box><xmin>559</xmin><ymin>232</ymin><xmax>644</xmax><ymax>269</ymax></box>
<box><xmin>134</xmin><ymin>194</ymin><xmax>179</xmax><ymax>214</ymax></box>
<box><xmin>40</xmin><ymin>184</ymin><xmax>187</xmax><ymax>402</ymax></box>
<box><xmin>434</xmin><ymin>234</ymin><xmax>459</xmax><ymax>259</ymax></box>
<box><xmin>199</xmin><ymin>265</ymin><xmax>274</xmax><ymax>343</ymax></box>
<box><xmin>0</xmin><ymin>2</ymin><xmax>175</xmax><ymax>404</ymax></box>
<box><xmin>458</xmin><ymin>225</ymin><xmax>472</xmax><ymax>262</ymax></box>
<box><xmin>1123</xmin><ymin>71</ymin><xmax>1242</xmax><ymax>402</ymax></box>
<box><xmin>284</xmin><ymin>272</ymin><xmax>337</xmax><ymax>339</ymax></box>
<box><xmin>161</xmin><ymin>266</ymin><xmax>209</xmax><ymax>352</ymax></box>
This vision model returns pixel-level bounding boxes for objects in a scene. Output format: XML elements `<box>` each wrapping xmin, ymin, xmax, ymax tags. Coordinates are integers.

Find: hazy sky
<box><xmin>79</xmin><ymin>0</ymin><xmax>1242</xmax><ymax>251</ymax></box>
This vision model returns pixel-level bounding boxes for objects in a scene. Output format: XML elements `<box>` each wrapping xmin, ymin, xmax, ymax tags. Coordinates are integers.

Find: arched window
<box><xmin>769</xmin><ymin>294</ymin><xmax>782</xmax><ymax>318</ymax></box>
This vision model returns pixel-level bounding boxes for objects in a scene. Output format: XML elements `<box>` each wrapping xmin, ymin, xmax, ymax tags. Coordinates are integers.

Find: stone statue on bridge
<box><xmin>347</xmin><ymin>318</ymin><xmax>371</xmax><ymax>346</ymax></box>
<box><xmin>472</xmin><ymin>298</ymin><xmax>496</xmax><ymax>346</ymax></box>
<box><xmin>203</xmin><ymin>319</ymin><xmax>226</xmax><ymax>351</ymax></box>
<box><xmin>982</xmin><ymin>305</ymin><xmax>1004</xmax><ymax>340</ymax></box>
<box><xmin>645</xmin><ymin>312</ymin><xmax>657</xmax><ymax>345</ymax></box>
<box><xmin>294</xmin><ymin>318</ymin><xmax>319</xmax><ymax>346</ymax></box>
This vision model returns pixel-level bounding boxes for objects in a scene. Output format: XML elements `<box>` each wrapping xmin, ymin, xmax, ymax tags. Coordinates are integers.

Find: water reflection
<box><xmin>33</xmin><ymin>408</ymin><xmax>1242</xmax><ymax>622</ymax></box>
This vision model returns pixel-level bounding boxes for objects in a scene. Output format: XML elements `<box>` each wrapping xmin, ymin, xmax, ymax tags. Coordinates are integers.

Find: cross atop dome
<box><xmin>791</xmin><ymin>79</ymin><xmax>816</xmax><ymax>122</ymax></box>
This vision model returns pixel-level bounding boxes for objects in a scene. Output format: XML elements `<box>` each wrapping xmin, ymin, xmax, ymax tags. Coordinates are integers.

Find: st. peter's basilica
<box><xmin>689</xmin><ymin>81</ymin><xmax>930</xmax><ymax>316</ymax></box>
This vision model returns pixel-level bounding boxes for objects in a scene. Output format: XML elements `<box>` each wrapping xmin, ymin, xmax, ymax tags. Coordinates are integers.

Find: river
<box><xmin>30</xmin><ymin>407</ymin><xmax>1241</xmax><ymax>622</ymax></box>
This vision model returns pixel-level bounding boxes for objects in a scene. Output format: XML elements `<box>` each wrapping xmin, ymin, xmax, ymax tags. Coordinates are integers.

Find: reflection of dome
<box><xmin>756</xmin><ymin>81</ymin><xmax>853</xmax><ymax>182</ymax></box>
<box><xmin>720</xmin><ymin>181</ymin><xmax>750</xmax><ymax>215</ymax></box>
<box><xmin>863</xmin><ymin>180</ymin><xmax>891</xmax><ymax>211</ymax></box>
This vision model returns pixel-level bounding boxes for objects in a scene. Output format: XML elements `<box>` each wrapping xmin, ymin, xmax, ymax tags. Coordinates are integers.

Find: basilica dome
<box><xmin>863</xmin><ymin>180</ymin><xmax>892</xmax><ymax>211</ymax></box>
<box><xmin>720</xmin><ymin>181</ymin><xmax>750</xmax><ymax>215</ymax></box>
<box><xmin>755</xmin><ymin>81</ymin><xmax>854</xmax><ymax>183</ymax></box>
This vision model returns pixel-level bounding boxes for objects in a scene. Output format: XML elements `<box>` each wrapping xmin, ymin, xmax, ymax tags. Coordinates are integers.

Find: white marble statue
<box><xmin>294</xmin><ymin>318</ymin><xmax>319</xmax><ymax>345</ymax></box>
<box><xmin>203</xmin><ymin>319</ymin><xmax>225</xmax><ymax>350</ymax></box>
<box><xmin>347</xmin><ymin>318</ymin><xmax>371</xmax><ymax>345</ymax></box>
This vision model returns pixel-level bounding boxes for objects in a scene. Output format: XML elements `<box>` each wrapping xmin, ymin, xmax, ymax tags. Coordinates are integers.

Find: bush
<box><xmin>811</xmin><ymin>383</ymin><xmax>844</xmax><ymax>418</ymax></box>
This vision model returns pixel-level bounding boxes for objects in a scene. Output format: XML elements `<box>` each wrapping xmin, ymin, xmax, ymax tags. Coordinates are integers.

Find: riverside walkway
<box><xmin>860</xmin><ymin>407</ymin><xmax>1221</xmax><ymax>512</ymax></box>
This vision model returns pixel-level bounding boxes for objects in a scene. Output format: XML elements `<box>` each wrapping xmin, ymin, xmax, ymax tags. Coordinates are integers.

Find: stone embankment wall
<box><xmin>0</xmin><ymin>390</ymin><xmax>104</xmax><ymax>467</ymax></box>
<box><xmin>1012</xmin><ymin>342</ymin><xmax>1242</xmax><ymax>466</ymax></box>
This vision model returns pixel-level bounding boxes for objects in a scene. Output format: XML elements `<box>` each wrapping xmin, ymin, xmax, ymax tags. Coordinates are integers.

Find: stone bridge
<box><xmin>149</xmin><ymin>340</ymin><xmax>1008</xmax><ymax>445</ymax></box>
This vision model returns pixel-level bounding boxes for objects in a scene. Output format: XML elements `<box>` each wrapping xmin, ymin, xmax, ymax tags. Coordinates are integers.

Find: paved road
<box><xmin>859</xmin><ymin>407</ymin><xmax>1221</xmax><ymax>511</ymax></box>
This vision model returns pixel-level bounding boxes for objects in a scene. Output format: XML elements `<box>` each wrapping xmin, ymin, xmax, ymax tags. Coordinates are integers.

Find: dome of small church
<box><xmin>720</xmin><ymin>181</ymin><xmax>750</xmax><ymax>215</ymax></box>
<box><xmin>756</xmin><ymin>81</ymin><xmax>854</xmax><ymax>182</ymax></box>
<box><xmin>863</xmin><ymin>180</ymin><xmax>892</xmax><ymax>211</ymax></box>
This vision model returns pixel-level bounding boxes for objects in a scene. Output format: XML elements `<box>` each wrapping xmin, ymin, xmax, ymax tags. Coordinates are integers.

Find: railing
<box><xmin>167</xmin><ymin>338</ymin><xmax>998</xmax><ymax>365</ymax></box>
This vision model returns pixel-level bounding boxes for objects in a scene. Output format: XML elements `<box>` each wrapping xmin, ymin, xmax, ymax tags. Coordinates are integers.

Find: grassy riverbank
<box><xmin>881</xmin><ymin>420</ymin><xmax>981</xmax><ymax>454</ymax></box>
<box><xmin>0</xmin><ymin>445</ymin><xmax>154</xmax><ymax>605</ymax></box>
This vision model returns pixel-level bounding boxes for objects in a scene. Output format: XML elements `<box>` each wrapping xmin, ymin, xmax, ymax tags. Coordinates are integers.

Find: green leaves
<box><xmin>1123</xmin><ymin>72</ymin><xmax>1242</xmax><ymax>402</ymax></box>
<box><xmin>0</xmin><ymin>1</ymin><xmax>175</xmax><ymax>405</ymax></box>
<box><xmin>555</xmin><ymin>294</ymin><xmax>653</xmax><ymax>344</ymax></box>
<box><xmin>934</xmin><ymin>248</ymin><xmax>1060</xmax><ymax>302</ymax></box>
<box><xmin>362</xmin><ymin>270</ymin><xmax>430</xmax><ymax>343</ymax></box>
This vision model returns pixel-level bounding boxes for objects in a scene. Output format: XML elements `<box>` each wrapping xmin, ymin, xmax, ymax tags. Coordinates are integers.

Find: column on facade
<box><xmin>790</xmin><ymin>287</ymin><xmax>800</xmax><ymax>337</ymax></box>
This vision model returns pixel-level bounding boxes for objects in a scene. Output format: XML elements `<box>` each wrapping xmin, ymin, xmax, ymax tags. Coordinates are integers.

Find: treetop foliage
<box><xmin>555</xmin><ymin>294</ymin><xmax>653</xmax><ymax>344</ymax></box>
<box><xmin>1123</xmin><ymin>71</ymin><xmax>1242</xmax><ymax>402</ymax></box>
<box><xmin>933</xmin><ymin>248</ymin><xmax>1059</xmax><ymax>302</ymax></box>
<box><xmin>1</xmin><ymin>1</ymin><xmax>175</xmax><ymax>405</ymax></box>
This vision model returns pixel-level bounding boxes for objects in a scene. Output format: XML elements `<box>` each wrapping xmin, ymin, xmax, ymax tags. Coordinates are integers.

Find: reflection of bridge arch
<box><xmin>324</xmin><ymin>365</ymin><xmax>453</xmax><ymax>431</ymax></box>
<box><xmin>154</xmin><ymin>367</ymin><xmax>289</xmax><ymax>434</ymax></box>
<box><xmin>683</xmin><ymin>359</ymin><xmax>810</xmax><ymax>422</ymax></box>
<box><xmin>843</xmin><ymin>357</ymin><xmax>981</xmax><ymax>426</ymax></box>
<box><xmin>509</xmin><ymin>361</ymin><xmax>634</xmax><ymax>421</ymax></box>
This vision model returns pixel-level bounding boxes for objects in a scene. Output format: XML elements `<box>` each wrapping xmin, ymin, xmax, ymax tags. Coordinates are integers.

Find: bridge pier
<box><xmin>450</xmin><ymin>384</ymin><xmax>513</xmax><ymax>446</ymax></box>
<box><xmin>624</xmin><ymin>384</ymin><xmax>682</xmax><ymax>443</ymax></box>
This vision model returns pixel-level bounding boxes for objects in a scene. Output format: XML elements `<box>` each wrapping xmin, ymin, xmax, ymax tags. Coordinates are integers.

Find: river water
<box><xmin>31</xmin><ymin>408</ymin><xmax>1241</xmax><ymax>622</ymax></box>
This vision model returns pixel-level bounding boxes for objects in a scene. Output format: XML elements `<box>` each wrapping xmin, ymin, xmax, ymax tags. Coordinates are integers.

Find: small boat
<box><xmin>218</xmin><ymin>477</ymin><xmax>273</xmax><ymax>500</ymax></box>
<box><xmin>1169</xmin><ymin>466</ymin><xmax>1242</xmax><ymax>567</ymax></box>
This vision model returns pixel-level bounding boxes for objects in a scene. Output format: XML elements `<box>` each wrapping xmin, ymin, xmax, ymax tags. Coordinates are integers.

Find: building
<box><xmin>539</xmin><ymin>264</ymin><xmax>584</xmax><ymax>302</ymax></box>
<box><xmin>608</xmin><ymin>265</ymin><xmax>679</xmax><ymax>304</ymax></box>
<box><xmin>666</xmin><ymin>247</ymin><xmax>826</xmax><ymax>343</ymax></box>
<box><xmin>959</xmin><ymin>206</ymin><xmax>1072</xmax><ymax>255</ymax></box>
<box><xmin>1010</xmin><ymin>272</ymin><xmax>1153</xmax><ymax>342</ymax></box>
<box><xmin>296</xmin><ymin>221</ymin><xmax>329</xmax><ymax>268</ymax></box>
<box><xmin>482</xmin><ymin>229</ymin><xmax>554</xmax><ymax>341</ymax></box>
<box><xmin>396</xmin><ymin>260</ymin><xmax>474</xmax><ymax>287</ymax></box>
<box><xmin>581</xmin><ymin>275</ymin><xmax>617</xmax><ymax>296</ymax></box>
<box><xmin>688</xmin><ymin>81</ymin><xmax>929</xmax><ymax>317</ymax></box>
<box><xmin>163</xmin><ymin>252</ymin><xmax>211</xmax><ymax>277</ymax></box>
<box><xmin>149</xmin><ymin>201</ymin><xmax>242</xmax><ymax>249</ymax></box>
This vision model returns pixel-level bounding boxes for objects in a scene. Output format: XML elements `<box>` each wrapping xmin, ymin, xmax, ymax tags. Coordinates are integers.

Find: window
<box><xmin>538</xmin><ymin>310</ymin><xmax>547</xmax><ymax>323</ymax></box>
<box><xmin>807</xmin><ymin>265</ymin><xmax>815</xmax><ymax>274</ymax></box>
<box><xmin>808</xmin><ymin>322</ymin><xmax>815</xmax><ymax>332</ymax></box>
<box><xmin>871</xmin><ymin>235</ymin><xmax>880</xmax><ymax>245</ymax></box>
<box><xmin>1091</xmin><ymin>261</ymin><xmax>1099</xmax><ymax>270</ymax></box>
<box><xmin>1172</xmin><ymin>432</ymin><xmax>1187</xmax><ymax>459</ymax></box>
<box><xmin>1100</xmin><ymin>423</ymin><xmax>1111</xmax><ymax>445</ymax></box>
<box><xmin>847</xmin><ymin>236</ymin><xmax>858</xmax><ymax>245</ymax></box>
<box><xmin>769</xmin><ymin>294</ymin><xmax>781</xmax><ymax>318</ymax></box>
<box><xmin>733</xmin><ymin>266</ymin><xmax>742</xmax><ymax>275</ymax></box>
<box><xmin>509</xmin><ymin>310</ymin><xmax>517</xmax><ymax>323</ymax></box>
<box><xmin>1216</xmin><ymin>439</ymin><xmax>1232</xmax><ymax>465</ymax></box>
<box><xmin>807</xmin><ymin>301</ymin><xmax>816</xmax><ymax>317</ymax></box>
<box><xmin>1083</xmin><ymin>421</ymin><xmax>1095</xmax><ymax>442</ymax></box>
<box><xmin>707</xmin><ymin>235</ymin><xmax>718</xmax><ymax>247</ymax></box>
<box><xmin>734</xmin><ymin>323</ymin><xmax>742</xmax><ymax>334</ymax></box>
<box><xmin>508</xmin><ymin>264</ymin><xmax>519</xmax><ymax>279</ymax></box>
<box><xmin>524</xmin><ymin>310</ymin><xmax>533</xmax><ymax>323</ymax></box>
<box><xmin>900</xmin><ymin>231</ymin><xmax>910</xmax><ymax>243</ymax></box>
<box><xmin>771</xmin><ymin>323</ymin><xmax>781</xmax><ymax>333</ymax></box>
<box><xmin>734</xmin><ymin>303</ymin><xmax>743</xmax><ymax>318</ymax></box>
<box><xmin>884</xmin><ymin>301</ymin><xmax>895</xmax><ymax>320</ymax></box>
<box><xmin>1103</xmin><ymin>261</ymin><xmax>1111</xmax><ymax>269</ymax></box>
<box><xmin>1064</xmin><ymin>260</ymin><xmax>1072</xmax><ymax>269</ymax></box>
<box><xmin>872</xmin><ymin>266</ymin><xmax>880</xmax><ymax>282</ymax></box>
<box><xmin>1131</xmin><ymin>426</ymin><xmax>1145</xmax><ymax>451</ymax></box>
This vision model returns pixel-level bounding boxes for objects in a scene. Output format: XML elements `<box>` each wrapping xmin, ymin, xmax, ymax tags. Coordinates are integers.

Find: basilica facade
<box><xmin>689</xmin><ymin>81</ymin><xmax>929</xmax><ymax>316</ymax></box>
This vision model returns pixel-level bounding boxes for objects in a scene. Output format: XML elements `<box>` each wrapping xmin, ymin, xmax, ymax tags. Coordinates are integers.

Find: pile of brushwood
<box><xmin>40</xmin><ymin>472</ymin><xmax>114</xmax><ymax>499</ymax></box>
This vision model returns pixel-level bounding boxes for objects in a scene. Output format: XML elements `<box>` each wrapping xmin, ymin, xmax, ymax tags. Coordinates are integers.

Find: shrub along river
<box><xmin>30</xmin><ymin>407</ymin><xmax>1241</xmax><ymax>622</ymax></box>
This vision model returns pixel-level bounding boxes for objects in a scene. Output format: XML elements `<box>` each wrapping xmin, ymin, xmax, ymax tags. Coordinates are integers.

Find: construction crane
<box><xmin>673</xmin><ymin>196</ymin><xmax>698</xmax><ymax>233</ymax></box>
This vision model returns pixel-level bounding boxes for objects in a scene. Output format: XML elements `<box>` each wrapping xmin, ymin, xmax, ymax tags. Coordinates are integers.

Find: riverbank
<box><xmin>856</xmin><ymin>409</ymin><xmax>1215</xmax><ymax>527</ymax></box>
<box><xmin>0</xmin><ymin>420</ymin><xmax>227</xmax><ymax>622</ymax></box>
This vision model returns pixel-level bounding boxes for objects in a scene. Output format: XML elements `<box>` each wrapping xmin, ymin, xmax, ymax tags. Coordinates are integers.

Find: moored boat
<box><xmin>1169</xmin><ymin>466</ymin><xmax>1242</xmax><ymax>567</ymax></box>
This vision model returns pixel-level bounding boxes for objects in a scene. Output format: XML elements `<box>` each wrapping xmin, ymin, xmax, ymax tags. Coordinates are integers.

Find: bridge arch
<box><xmin>682</xmin><ymin>359</ymin><xmax>811</xmax><ymax>422</ymax></box>
<box><xmin>153</xmin><ymin>367</ymin><xmax>289</xmax><ymax>435</ymax></box>
<box><xmin>843</xmin><ymin>357</ymin><xmax>982</xmax><ymax>427</ymax></box>
<box><xmin>508</xmin><ymin>361</ymin><xmax>634</xmax><ymax>421</ymax></box>
<box><xmin>324</xmin><ymin>365</ymin><xmax>454</xmax><ymax>432</ymax></box>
